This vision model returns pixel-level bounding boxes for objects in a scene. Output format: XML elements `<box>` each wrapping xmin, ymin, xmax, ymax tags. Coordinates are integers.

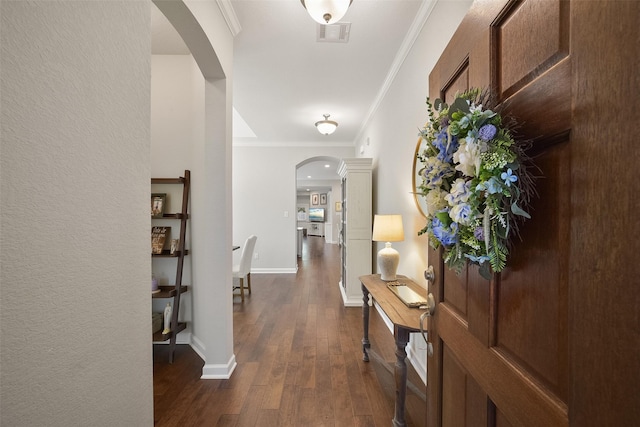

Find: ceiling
<box><xmin>151</xmin><ymin>0</ymin><xmax>429</xmax><ymax>193</ymax></box>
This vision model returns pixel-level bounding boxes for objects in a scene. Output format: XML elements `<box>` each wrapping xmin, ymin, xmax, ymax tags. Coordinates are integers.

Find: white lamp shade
<box><xmin>372</xmin><ymin>214</ymin><xmax>404</xmax><ymax>242</ymax></box>
<box><xmin>301</xmin><ymin>0</ymin><xmax>351</xmax><ymax>25</ymax></box>
<box><xmin>372</xmin><ymin>215</ymin><xmax>404</xmax><ymax>281</ymax></box>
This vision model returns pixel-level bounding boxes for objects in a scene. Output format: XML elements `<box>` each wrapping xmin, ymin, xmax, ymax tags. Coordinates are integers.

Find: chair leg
<box><xmin>240</xmin><ymin>277</ymin><xmax>245</xmax><ymax>302</ymax></box>
<box><xmin>247</xmin><ymin>273</ymin><xmax>251</xmax><ymax>294</ymax></box>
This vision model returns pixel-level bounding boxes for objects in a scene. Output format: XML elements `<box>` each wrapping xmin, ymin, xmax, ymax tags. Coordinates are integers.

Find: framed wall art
<box><xmin>151</xmin><ymin>193</ymin><xmax>166</xmax><ymax>218</ymax></box>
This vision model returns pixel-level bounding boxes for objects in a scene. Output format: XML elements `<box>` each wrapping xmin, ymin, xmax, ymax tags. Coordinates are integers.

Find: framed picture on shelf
<box><xmin>311</xmin><ymin>193</ymin><xmax>319</xmax><ymax>205</ymax></box>
<box><xmin>151</xmin><ymin>193</ymin><xmax>166</xmax><ymax>218</ymax></box>
<box><xmin>320</xmin><ymin>193</ymin><xmax>327</xmax><ymax>205</ymax></box>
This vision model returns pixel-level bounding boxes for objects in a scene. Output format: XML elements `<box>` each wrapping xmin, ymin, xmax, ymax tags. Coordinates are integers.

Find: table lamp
<box><xmin>372</xmin><ymin>214</ymin><xmax>404</xmax><ymax>281</ymax></box>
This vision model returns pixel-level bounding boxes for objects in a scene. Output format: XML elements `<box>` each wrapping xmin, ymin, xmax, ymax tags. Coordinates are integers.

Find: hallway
<box><xmin>153</xmin><ymin>236</ymin><xmax>426</xmax><ymax>426</ymax></box>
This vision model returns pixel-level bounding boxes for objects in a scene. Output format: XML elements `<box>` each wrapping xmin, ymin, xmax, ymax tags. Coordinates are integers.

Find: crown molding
<box><xmin>216</xmin><ymin>0</ymin><xmax>242</xmax><ymax>37</ymax></box>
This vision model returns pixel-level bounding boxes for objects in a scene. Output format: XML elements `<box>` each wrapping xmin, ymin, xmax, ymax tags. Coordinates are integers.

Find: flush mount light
<box><xmin>300</xmin><ymin>0</ymin><xmax>353</xmax><ymax>25</ymax></box>
<box><xmin>315</xmin><ymin>114</ymin><xmax>338</xmax><ymax>135</ymax></box>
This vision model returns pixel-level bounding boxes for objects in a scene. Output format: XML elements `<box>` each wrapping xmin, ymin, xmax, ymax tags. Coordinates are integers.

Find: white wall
<box><xmin>1</xmin><ymin>1</ymin><xmax>153</xmax><ymax>425</ymax></box>
<box><xmin>233</xmin><ymin>145</ymin><xmax>354</xmax><ymax>272</ymax></box>
<box><xmin>358</xmin><ymin>0</ymin><xmax>472</xmax><ymax>382</ymax></box>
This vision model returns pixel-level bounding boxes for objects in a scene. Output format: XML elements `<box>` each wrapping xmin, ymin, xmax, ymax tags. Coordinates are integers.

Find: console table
<box><xmin>359</xmin><ymin>274</ymin><xmax>426</xmax><ymax>427</ymax></box>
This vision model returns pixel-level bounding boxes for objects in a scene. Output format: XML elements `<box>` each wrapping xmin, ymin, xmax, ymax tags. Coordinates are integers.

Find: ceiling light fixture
<box><xmin>315</xmin><ymin>114</ymin><xmax>338</xmax><ymax>135</ymax></box>
<box><xmin>300</xmin><ymin>0</ymin><xmax>353</xmax><ymax>25</ymax></box>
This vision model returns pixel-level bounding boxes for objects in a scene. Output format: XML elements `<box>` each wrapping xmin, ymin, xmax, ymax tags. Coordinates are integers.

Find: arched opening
<box><xmin>151</xmin><ymin>1</ymin><xmax>235</xmax><ymax>380</ymax></box>
<box><xmin>295</xmin><ymin>156</ymin><xmax>342</xmax><ymax>262</ymax></box>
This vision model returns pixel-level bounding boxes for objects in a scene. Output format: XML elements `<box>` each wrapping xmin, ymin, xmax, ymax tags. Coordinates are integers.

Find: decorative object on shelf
<box><xmin>151</xmin><ymin>226</ymin><xmax>171</xmax><ymax>254</ymax></box>
<box><xmin>162</xmin><ymin>303</ymin><xmax>172</xmax><ymax>334</ymax></box>
<box><xmin>335</xmin><ymin>201</ymin><xmax>342</xmax><ymax>212</ymax></box>
<box><xmin>170</xmin><ymin>239</ymin><xmax>179</xmax><ymax>255</ymax></box>
<box><xmin>415</xmin><ymin>89</ymin><xmax>536</xmax><ymax>279</ymax></box>
<box><xmin>372</xmin><ymin>214</ymin><xmax>404</xmax><ymax>281</ymax></box>
<box><xmin>315</xmin><ymin>114</ymin><xmax>338</xmax><ymax>135</ymax></box>
<box><xmin>320</xmin><ymin>193</ymin><xmax>327</xmax><ymax>205</ymax></box>
<box><xmin>151</xmin><ymin>193</ymin><xmax>166</xmax><ymax>218</ymax></box>
<box><xmin>152</xmin><ymin>274</ymin><xmax>160</xmax><ymax>294</ymax></box>
<box><xmin>300</xmin><ymin>0</ymin><xmax>352</xmax><ymax>25</ymax></box>
<box><xmin>311</xmin><ymin>193</ymin><xmax>319</xmax><ymax>205</ymax></box>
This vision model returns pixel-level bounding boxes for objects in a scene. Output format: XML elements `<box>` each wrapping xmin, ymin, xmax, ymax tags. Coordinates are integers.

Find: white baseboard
<box><xmin>250</xmin><ymin>267</ymin><xmax>297</xmax><ymax>274</ymax></box>
<box><xmin>190</xmin><ymin>335</ymin><xmax>237</xmax><ymax>379</ymax></box>
<box><xmin>338</xmin><ymin>281</ymin><xmax>364</xmax><ymax>307</ymax></box>
<box><xmin>201</xmin><ymin>354</ymin><xmax>237</xmax><ymax>379</ymax></box>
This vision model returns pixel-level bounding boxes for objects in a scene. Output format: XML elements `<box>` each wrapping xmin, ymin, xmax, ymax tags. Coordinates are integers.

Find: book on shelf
<box><xmin>151</xmin><ymin>226</ymin><xmax>171</xmax><ymax>254</ymax></box>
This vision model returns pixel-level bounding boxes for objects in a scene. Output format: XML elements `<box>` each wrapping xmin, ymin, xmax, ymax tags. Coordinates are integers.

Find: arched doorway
<box><xmin>295</xmin><ymin>156</ymin><xmax>342</xmax><ymax>260</ymax></box>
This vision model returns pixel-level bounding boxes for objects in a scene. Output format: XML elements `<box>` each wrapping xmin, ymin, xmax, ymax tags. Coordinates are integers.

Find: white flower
<box><xmin>445</xmin><ymin>178</ymin><xmax>471</xmax><ymax>206</ymax></box>
<box><xmin>425</xmin><ymin>189</ymin><xmax>448</xmax><ymax>217</ymax></box>
<box><xmin>453</xmin><ymin>140</ymin><xmax>487</xmax><ymax>177</ymax></box>
<box><xmin>449</xmin><ymin>203</ymin><xmax>473</xmax><ymax>225</ymax></box>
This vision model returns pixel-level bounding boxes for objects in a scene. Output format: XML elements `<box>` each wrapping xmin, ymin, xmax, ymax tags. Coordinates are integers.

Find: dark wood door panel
<box><xmin>442</xmin><ymin>346</ymin><xmax>468</xmax><ymax>426</ymax></box>
<box><xmin>495</xmin><ymin>0</ymin><xmax>570</xmax><ymax>97</ymax></box>
<box><xmin>501</xmin><ymin>59</ymin><xmax>571</xmax><ymax>149</ymax></box>
<box><xmin>444</xmin><ymin>267</ymin><xmax>468</xmax><ymax>318</ymax></box>
<box><xmin>442</xmin><ymin>62</ymin><xmax>469</xmax><ymax>102</ymax></box>
<box><xmin>439</xmin><ymin>303</ymin><xmax>568</xmax><ymax>426</ymax></box>
<box><xmin>442</xmin><ymin>345</ymin><xmax>489</xmax><ymax>427</ymax></box>
<box><xmin>496</xmin><ymin>408</ymin><xmax>515</xmax><ymax>427</ymax></box>
<box><xmin>497</xmin><ymin>141</ymin><xmax>570</xmax><ymax>401</ymax></box>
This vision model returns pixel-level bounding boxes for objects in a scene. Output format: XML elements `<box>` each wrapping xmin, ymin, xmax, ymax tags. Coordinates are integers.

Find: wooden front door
<box><xmin>426</xmin><ymin>1</ymin><xmax>639</xmax><ymax>426</ymax></box>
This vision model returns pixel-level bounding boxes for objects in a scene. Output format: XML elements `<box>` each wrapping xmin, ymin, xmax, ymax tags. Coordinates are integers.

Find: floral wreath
<box><xmin>416</xmin><ymin>88</ymin><xmax>535</xmax><ymax>279</ymax></box>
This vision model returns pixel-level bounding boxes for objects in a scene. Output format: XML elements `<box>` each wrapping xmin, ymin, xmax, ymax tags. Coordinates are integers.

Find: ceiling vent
<box><xmin>317</xmin><ymin>22</ymin><xmax>351</xmax><ymax>43</ymax></box>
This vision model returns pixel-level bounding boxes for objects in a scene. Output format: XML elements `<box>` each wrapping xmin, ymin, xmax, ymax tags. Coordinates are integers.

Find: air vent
<box><xmin>317</xmin><ymin>22</ymin><xmax>351</xmax><ymax>43</ymax></box>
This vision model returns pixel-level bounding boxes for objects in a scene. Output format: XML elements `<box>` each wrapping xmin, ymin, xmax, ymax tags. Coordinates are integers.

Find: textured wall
<box><xmin>1</xmin><ymin>1</ymin><xmax>153</xmax><ymax>425</ymax></box>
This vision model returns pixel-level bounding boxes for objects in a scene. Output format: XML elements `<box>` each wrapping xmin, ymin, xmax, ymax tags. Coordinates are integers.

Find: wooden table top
<box><xmin>359</xmin><ymin>274</ymin><xmax>428</xmax><ymax>332</ymax></box>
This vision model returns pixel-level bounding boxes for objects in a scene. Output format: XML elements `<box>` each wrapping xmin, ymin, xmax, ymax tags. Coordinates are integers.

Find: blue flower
<box><xmin>458</xmin><ymin>115</ymin><xmax>471</xmax><ymax>130</ymax></box>
<box><xmin>476</xmin><ymin>176</ymin><xmax>502</xmax><ymax>194</ymax></box>
<box><xmin>478</xmin><ymin>124</ymin><xmax>497</xmax><ymax>141</ymax></box>
<box><xmin>433</xmin><ymin>128</ymin><xmax>458</xmax><ymax>163</ymax></box>
<box><xmin>474</xmin><ymin>227</ymin><xmax>484</xmax><ymax>241</ymax></box>
<box><xmin>422</xmin><ymin>157</ymin><xmax>454</xmax><ymax>189</ymax></box>
<box><xmin>465</xmin><ymin>254</ymin><xmax>490</xmax><ymax>264</ymax></box>
<box><xmin>465</xmin><ymin>128</ymin><xmax>479</xmax><ymax>144</ymax></box>
<box><xmin>501</xmin><ymin>168</ymin><xmax>518</xmax><ymax>187</ymax></box>
<box><xmin>432</xmin><ymin>216</ymin><xmax>458</xmax><ymax>246</ymax></box>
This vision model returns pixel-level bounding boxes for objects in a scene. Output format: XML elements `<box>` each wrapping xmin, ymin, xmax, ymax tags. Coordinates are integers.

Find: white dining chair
<box><xmin>233</xmin><ymin>235</ymin><xmax>257</xmax><ymax>302</ymax></box>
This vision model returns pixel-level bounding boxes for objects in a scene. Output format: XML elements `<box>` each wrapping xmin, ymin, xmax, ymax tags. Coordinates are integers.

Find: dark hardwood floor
<box><xmin>154</xmin><ymin>236</ymin><xmax>426</xmax><ymax>426</ymax></box>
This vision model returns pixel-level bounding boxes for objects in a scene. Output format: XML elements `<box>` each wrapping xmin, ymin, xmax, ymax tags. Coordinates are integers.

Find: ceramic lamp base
<box><xmin>377</xmin><ymin>242</ymin><xmax>400</xmax><ymax>281</ymax></box>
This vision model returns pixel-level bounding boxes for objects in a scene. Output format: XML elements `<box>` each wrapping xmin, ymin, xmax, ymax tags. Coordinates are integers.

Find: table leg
<box><xmin>362</xmin><ymin>283</ymin><xmax>370</xmax><ymax>362</ymax></box>
<box><xmin>392</xmin><ymin>326</ymin><xmax>411</xmax><ymax>427</ymax></box>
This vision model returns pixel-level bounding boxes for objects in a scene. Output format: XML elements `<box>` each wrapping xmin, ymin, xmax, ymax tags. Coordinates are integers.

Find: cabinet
<box><xmin>337</xmin><ymin>158</ymin><xmax>372</xmax><ymax>306</ymax></box>
<box><xmin>308</xmin><ymin>222</ymin><xmax>324</xmax><ymax>237</ymax></box>
<box><xmin>151</xmin><ymin>170</ymin><xmax>190</xmax><ymax>364</ymax></box>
